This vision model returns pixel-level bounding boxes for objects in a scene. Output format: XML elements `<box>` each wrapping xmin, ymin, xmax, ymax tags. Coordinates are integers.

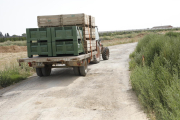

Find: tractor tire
<box><xmin>102</xmin><ymin>47</ymin><xmax>109</xmax><ymax>60</ymax></box>
<box><xmin>73</xmin><ymin>67</ymin><xmax>80</xmax><ymax>75</ymax></box>
<box><xmin>41</xmin><ymin>65</ymin><xmax>52</xmax><ymax>76</ymax></box>
<box><xmin>36</xmin><ymin>68</ymin><xmax>43</xmax><ymax>77</ymax></box>
<box><xmin>79</xmin><ymin>60</ymin><xmax>88</xmax><ymax>76</ymax></box>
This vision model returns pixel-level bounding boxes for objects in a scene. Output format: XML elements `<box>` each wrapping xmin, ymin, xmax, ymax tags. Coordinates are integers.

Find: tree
<box><xmin>12</xmin><ymin>35</ymin><xmax>17</xmax><ymax>37</ymax></box>
<box><xmin>22</xmin><ymin>33</ymin><xmax>26</xmax><ymax>37</ymax></box>
<box><xmin>7</xmin><ymin>33</ymin><xmax>10</xmax><ymax>37</ymax></box>
<box><xmin>5</xmin><ymin>33</ymin><xmax>6</xmax><ymax>37</ymax></box>
<box><xmin>0</xmin><ymin>32</ymin><xmax>3</xmax><ymax>37</ymax></box>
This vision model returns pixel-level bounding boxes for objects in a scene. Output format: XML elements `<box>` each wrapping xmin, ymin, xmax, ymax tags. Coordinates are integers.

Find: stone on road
<box><xmin>0</xmin><ymin>42</ymin><xmax>147</xmax><ymax>120</ymax></box>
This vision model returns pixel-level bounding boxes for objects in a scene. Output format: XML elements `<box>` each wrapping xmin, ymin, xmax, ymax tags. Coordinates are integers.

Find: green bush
<box><xmin>165</xmin><ymin>31</ymin><xmax>180</xmax><ymax>37</ymax></box>
<box><xmin>0</xmin><ymin>37</ymin><xmax>26</xmax><ymax>43</ymax></box>
<box><xmin>101</xmin><ymin>36</ymin><xmax>111</xmax><ymax>40</ymax></box>
<box><xmin>114</xmin><ymin>35</ymin><xmax>123</xmax><ymax>39</ymax></box>
<box><xmin>129</xmin><ymin>32</ymin><xmax>180</xmax><ymax>119</ymax></box>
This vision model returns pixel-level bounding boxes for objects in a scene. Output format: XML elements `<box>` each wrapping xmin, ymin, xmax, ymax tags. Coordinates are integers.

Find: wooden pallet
<box><xmin>84</xmin><ymin>47</ymin><xmax>96</xmax><ymax>51</ymax></box>
<box><xmin>37</xmin><ymin>13</ymin><xmax>96</xmax><ymax>28</ymax></box>
<box><xmin>37</xmin><ymin>15</ymin><xmax>62</xmax><ymax>27</ymax></box>
<box><xmin>62</xmin><ymin>13</ymin><xmax>89</xmax><ymax>26</ymax></box>
<box><xmin>84</xmin><ymin>38</ymin><xmax>95</xmax><ymax>40</ymax></box>
<box><xmin>83</xmin><ymin>40</ymin><xmax>96</xmax><ymax>45</ymax></box>
<box><xmin>83</xmin><ymin>27</ymin><xmax>95</xmax><ymax>39</ymax></box>
<box><xmin>89</xmin><ymin>15</ymin><xmax>95</xmax><ymax>27</ymax></box>
<box><xmin>83</xmin><ymin>40</ymin><xmax>96</xmax><ymax>52</ymax></box>
<box><xmin>83</xmin><ymin>27</ymin><xmax>95</xmax><ymax>34</ymax></box>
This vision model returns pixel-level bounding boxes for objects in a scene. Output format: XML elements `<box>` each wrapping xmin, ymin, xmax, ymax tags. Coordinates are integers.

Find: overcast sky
<box><xmin>0</xmin><ymin>0</ymin><xmax>180</xmax><ymax>36</ymax></box>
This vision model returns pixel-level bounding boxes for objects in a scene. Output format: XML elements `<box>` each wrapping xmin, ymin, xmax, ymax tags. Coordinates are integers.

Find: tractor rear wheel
<box><xmin>102</xmin><ymin>47</ymin><xmax>109</xmax><ymax>60</ymax></box>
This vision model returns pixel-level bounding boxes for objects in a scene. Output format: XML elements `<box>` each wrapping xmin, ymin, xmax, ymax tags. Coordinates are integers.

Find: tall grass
<box><xmin>0</xmin><ymin>41</ymin><xmax>26</xmax><ymax>46</ymax></box>
<box><xmin>0</xmin><ymin>62</ymin><xmax>34</xmax><ymax>87</ymax></box>
<box><xmin>99</xmin><ymin>28</ymin><xmax>180</xmax><ymax>36</ymax></box>
<box><xmin>100</xmin><ymin>32</ymin><xmax>137</xmax><ymax>40</ymax></box>
<box><xmin>129</xmin><ymin>32</ymin><xmax>180</xmax><ymax>120</ymax></box>
<box><xmin>0</xmin><ymin>37</ymin><xmax>26</xmax><ymax>42</ymax></box>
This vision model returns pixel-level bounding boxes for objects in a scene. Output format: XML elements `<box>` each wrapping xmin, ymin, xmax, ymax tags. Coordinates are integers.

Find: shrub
<box><xmin>129</xmin><ymin>32</ymin><xmax>180</xmax><ymax>119</ymax></box>
<box><xmin>101</xmin><ymin>36</ymin><xmax>111</xmax><ymax>40</ymax></box>
<box><xmin>165</xmin><ymin>31</ymin><xmax>180</xmax><ymax>37</ymax></box>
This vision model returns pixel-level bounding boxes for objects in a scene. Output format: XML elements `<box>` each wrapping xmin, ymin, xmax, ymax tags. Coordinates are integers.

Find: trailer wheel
<box><xmin>79</xmin><ymin>60</ymin><xmax>88</xmax><ymax>76</ymax></box>
<box><xmin>42</xmin><ymin>65</ymin><xmax>51</xmax><ymax>76</ymax></box>
<box><xmin>102</xmin><ymin>47</ymin><xmax>109</xmax><ymax>60</ymax></box>
<box><xmin>36</xmin><ymin>68</ymin><xmax>43</xmax><ymax>77</ymax></box>
<box><xmin>73</xmin><ymin>67</ymin><xmax>80</xmax><ymax>75</ymax></box>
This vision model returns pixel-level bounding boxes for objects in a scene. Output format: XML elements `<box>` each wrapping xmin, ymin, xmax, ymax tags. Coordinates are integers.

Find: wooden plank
<box><xmin>84</xmin><ymin>47</ymin><xmax>96</xmax><ymax>52</ymax></box>
<box><xmin>85</xmin><ymin>48</ymin><xmax>96</xmax><ymax>51</ymax></box>
<box><xmin>62</xmin><ymin>13</ymin><xmax>89</xmax><ymax>26</ymax></box>
<box><xmin>89</xmin><ymin>16</ymin><xmax>95</xmax><ymax>27</ymax></box>
<box><xmin>84</xmin><ymin>47</ymin><xmax>96</xmax><ymax>50</ymax></box>
<box><xmin>83</xmin><ymin>40</ymin><xmax>96</xmax><ymax>50</ymax></box>
<box><xmin>84</xmin><ymin>42</ymin><xmax>96</xmax><ymax>45</ymax></box>
<box><xmin>82</xmin><ymin>27</ymin><xmax>95</xmax><ymax>39</ymax></box>
<box><xmin>83</xmin><ymin>27</ymin><xmax>95</xmax><ymax>33</ymax></box>
<box><xmin>85</xmin><ymin>40</ymin><xmax>96</xmax><ymax>43</ymax></box>
<box><xmin>84</xmin><ymin>38</ymin><xmax>96</xmax><ymax>40</ymax></box>
<box><xmin>37</xmin><ymin>15</ymin><xmax>62</xmax><ymax>27</ymax></box>
<box><xmin>37</xmin><ymin>13</ymin><xmax>95</xmax><ymax>27</ymax></box>
<box><xmin>18</xmin><ymin>51</ymin><xmax>98</xmax><ymax>63</ymax></box>
<box><xmin>84</xmin><ymin>45</ymin><xmax>96</xmax><ymax>48</ymax></box>
<box><xmin>84</xmin><ymin>46</ymin><xmax>96</xmax><ymax>49</ymax></box>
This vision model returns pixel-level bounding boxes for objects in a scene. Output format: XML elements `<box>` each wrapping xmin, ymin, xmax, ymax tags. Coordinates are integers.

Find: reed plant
<box><xmin>129</xmin><ymin>32</ymin><xmax>180</xmax><ymax>119</ymax></box>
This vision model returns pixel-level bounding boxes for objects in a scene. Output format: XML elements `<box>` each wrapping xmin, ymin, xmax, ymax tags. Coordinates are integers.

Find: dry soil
<box><xmin>0</xmin><ymin>46</ymin><xmax>27</xmax><ymax>53</ymax></box>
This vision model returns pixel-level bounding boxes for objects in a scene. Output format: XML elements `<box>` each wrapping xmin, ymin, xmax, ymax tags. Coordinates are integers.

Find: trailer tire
<box><xmin>73</xmin><ymin>67</ymin><xmax>80</xmax><ymax>75</ymax></box>
<box><xmin>36</xmin><ymin>68</ymin><xmax>43</xmax><ymax>77</ymax></box>
<box><xmin>102</xmin><ymin>47</ymin><xmax>109</xmax><ymax>60</ymax></box>
<box><xmin>79</xmin><ymin>60</ymin><xmax>88</xmax><ymax>76</ymax></box>
<box><xmin>42</xmin><ymin>65</ymin><xmax>51</xmax><ymax>76</ymax></box>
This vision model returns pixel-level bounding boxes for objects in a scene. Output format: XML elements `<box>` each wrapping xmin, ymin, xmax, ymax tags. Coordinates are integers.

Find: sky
<box><xmin>0</xmin><ymin>0</ymin><xmax>180</xmax><ymax>36</ymax></box>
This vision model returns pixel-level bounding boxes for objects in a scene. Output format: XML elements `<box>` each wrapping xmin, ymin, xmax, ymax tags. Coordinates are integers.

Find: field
<box><xmin>0</xmin><ymin>52</ymin><xmax>26</xmax><ymax>70</ymax></box>
<box><xmin>100</xmin><ymin>29</ymin><xmax>180</xmax><ymax>47</ymax></box>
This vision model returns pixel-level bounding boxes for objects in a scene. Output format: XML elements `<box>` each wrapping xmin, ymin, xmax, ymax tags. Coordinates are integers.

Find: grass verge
<box><xmin>0</xmin><ymin>61</ymin><xmax>34</xmax><ymax>88</ymax></box>
<box><xmin>129</xmin><ymin>32</ymin><xmax>180</xmax><ymax>120</ymax></box>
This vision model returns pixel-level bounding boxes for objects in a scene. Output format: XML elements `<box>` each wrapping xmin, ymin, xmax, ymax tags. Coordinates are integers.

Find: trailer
<box><xmin>18</xmin><ymin>13</ymin><xmax>109</xmax><ymax>76</ymax></box>
<box><xmin>18</xmin><ymin>42</ymin><xmax>109</xmax><ymax>76</ymax></box>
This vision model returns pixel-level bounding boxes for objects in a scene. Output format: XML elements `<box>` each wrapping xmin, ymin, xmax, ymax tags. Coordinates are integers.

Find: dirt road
<box><xmin>0</xmin><ymin>43</ymin><xmax>147</xmax><ymax>120</ymax></box>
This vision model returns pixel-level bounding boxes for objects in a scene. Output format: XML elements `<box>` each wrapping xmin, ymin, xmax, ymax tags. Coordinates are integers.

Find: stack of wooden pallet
<box><xmin>37</xmin><ymin>13</ymin><xmax>96</xmax><ymax>53</ymax></box>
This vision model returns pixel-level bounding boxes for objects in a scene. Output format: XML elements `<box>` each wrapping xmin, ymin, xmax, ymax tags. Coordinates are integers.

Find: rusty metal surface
<box><xmin>18</xmin><ymin>52</ymin><xmax>97</xmax><ymax>63</ymax></box>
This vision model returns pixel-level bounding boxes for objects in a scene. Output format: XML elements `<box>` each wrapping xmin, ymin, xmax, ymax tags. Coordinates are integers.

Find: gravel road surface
<box><xmin>0</xmin><ymin>42</ymin><xmax>147</xmax><ymax>120</ymax></box>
